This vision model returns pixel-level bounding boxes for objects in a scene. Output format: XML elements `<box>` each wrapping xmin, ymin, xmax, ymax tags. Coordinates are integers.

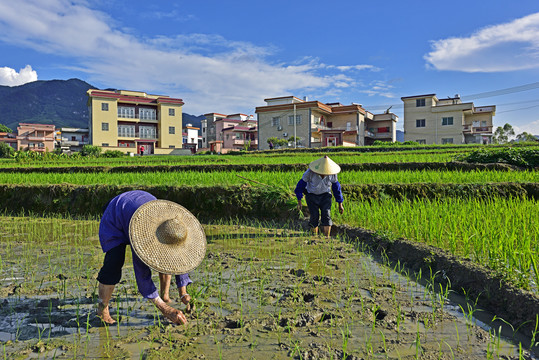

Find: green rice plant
<box><xmin>335</xmin><ymin>197</ymin><xmax>539</xmax><ymax>290</ymax></box>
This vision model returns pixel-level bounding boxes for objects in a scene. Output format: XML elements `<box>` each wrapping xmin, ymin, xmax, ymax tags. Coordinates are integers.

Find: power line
<box><xmin>364</xmin><ymin>81</ymin><xmax>539</xmax><ymax>112</ymax></box>
<box><xmin>461</xmin><ymin>82</ymin><xmax>539</xmax><ymax>101</ymax></box>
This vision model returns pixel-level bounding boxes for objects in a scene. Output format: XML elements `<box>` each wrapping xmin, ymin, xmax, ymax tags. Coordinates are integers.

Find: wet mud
<box><xmin>0</xmin><ymin>217</ymin><xmax>537</xmax><ymax>359</ymax></box>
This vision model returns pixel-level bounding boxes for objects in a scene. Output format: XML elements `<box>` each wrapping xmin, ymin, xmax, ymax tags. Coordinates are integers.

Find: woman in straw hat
<box><xmin>294</xmin><ymin>155</ymin><xmax>344</xmax><ymax>237</ymax></box>
<box><xmin>96</xmin><ymin>190</ymin><xmax>206</xmax><ymax>325</ymax></box>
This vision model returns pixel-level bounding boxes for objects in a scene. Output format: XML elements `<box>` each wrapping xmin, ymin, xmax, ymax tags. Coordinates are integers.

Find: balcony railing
<box><xmin>316</xmin><ymin>125</ymin><xmax>359</xmax><ymax>132</ymax></box>
<box><xmin>118</xmin><ymin>115</ymin><xmax>158</xmax><ymax>121</ymax></box>
<box><xmin>118</xmin><ymin>132</ymin><xmax>158</xmax><ymax>139</ymax></box>
<box><xmin>233</xmin><ymin>138</ymin><xmax>258</xmax><ymax>145</ymax></box>
<box><xmin>25</xmin><ymin>136</ymin><xmax>53</xmax><ymax>141</ymax></box>
<box><xmin>61</xmin><ymin>140</ymin><xmax>89</xmax><ymax>147</ymax></box>
<box><xmin>463</xmin><ymin>125</ymin><xmax>492</xmax><ymax>134</ymax></box>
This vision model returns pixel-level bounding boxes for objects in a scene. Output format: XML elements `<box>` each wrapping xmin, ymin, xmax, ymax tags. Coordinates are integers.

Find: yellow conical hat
<box><xmin>129</xmin><ymin>200</ymin><xmax>206</xmax><ymax>275</ymax></box>
<box><xmin>308</xmin><ymin>155</ymin><xmax>341</xmax><ymax>175</ymax></box>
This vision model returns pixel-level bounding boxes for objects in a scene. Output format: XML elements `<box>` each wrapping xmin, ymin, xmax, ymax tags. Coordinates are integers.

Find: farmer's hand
<box><xmin>338</xmin><ymin>202</ymin><xmax>344</xmax><ymax>214</ymax></box>
<box><xmin>297</xmin><ymin>200</ymin><xmax>302</xmax><ymax>212</ymax></box>
<box><xmin>151</xmin><ymin>297</ymin><xmax>188</xmax><ymax>325</ymax></box>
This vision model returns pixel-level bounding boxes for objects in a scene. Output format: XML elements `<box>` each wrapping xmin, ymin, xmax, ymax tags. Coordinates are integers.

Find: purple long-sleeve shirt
<box><xmin>99</xmin><ymin>190</ymin><xmax>191</xmax><ymax>299</ymax></box>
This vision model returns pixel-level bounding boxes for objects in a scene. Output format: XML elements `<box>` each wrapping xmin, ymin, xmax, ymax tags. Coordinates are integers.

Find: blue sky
<box><xmin>1</xmin><ymin>0</ymin><xmax>539</xmax><ymax>134</ymax></box>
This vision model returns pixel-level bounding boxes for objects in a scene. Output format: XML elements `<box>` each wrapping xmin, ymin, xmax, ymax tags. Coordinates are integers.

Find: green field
<box><xmin>1</xmin><ymin>169</ymin><xmax>537</xmax><ymax>186</ymax></box>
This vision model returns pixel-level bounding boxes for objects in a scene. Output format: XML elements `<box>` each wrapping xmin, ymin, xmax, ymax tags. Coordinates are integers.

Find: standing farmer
<box><xmin>139</xmin><ymin>145</ymin><xmax>145</xmax><ymax>156</ymax></box>
<box><xmin>295</xmin><ymin>155</ymin><xmax>344</xmax><ymax>237</ymax></box>
<box><xmin>97</xmin><ymin>190</ymin><xmax>206</xmax><ymax>325</ymax></box>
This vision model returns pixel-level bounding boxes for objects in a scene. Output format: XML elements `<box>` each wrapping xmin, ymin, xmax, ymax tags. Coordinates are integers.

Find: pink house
<box><xmin>202</xmin><ymin>113</ymin><xmax>257</xmax><ymax>153</ymax></box>
<box><xmin>17</xmin><ymin>123</ymin><xmax>56</xmax><ymax>152</ymax></box>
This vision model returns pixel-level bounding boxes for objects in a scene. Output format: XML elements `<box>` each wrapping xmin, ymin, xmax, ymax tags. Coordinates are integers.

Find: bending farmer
<box><xmin>97</xmin><ymin>190</ymin><xmax>206</xmax><ymax>325</ymax></box>
<box><xmin>295</xmin><ymin>155</ymin><xmax>344</xmax><ymax>237</ymax></box>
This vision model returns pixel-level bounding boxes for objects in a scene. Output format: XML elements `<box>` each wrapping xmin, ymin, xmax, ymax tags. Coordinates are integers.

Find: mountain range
<box><xmin>0</xmin><ymin>78</ymin><xmax>205</xmax><ymax>132</ymax></box>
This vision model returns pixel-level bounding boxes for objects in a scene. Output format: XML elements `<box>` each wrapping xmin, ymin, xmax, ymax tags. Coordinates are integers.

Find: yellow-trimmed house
<box><xmin>87</xmin><ymin>89</ymin><xmax>184</xmax><ymax>154</ymax></box>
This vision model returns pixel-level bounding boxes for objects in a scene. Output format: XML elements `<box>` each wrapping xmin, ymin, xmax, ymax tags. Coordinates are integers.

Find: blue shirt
<box><xmin>99</xmin><ymin>190</ymin><xmax>192</xmax><ymax>299</ymax></box>
<box><xmin>295</xmin><ymin>169</ymin><xmax>344</xmax><ymax>203</ymax></box>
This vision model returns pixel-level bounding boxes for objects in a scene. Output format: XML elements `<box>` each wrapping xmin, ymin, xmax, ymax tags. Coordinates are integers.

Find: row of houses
<box><xmin>0</xmin><ymin>89</ymin><xmax>496</xmax><ymax>154</ymax></box>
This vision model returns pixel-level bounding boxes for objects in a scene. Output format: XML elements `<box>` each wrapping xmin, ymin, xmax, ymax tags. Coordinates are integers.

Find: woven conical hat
<box><xmin>129</xmin><ymin>200</ymin><xmax>206</xmax><ymax>274</ymax></box>
<box><xmin>309</xmin><ymin>155</ymin><xmax>341</xmax><ymax>175</ymax></box>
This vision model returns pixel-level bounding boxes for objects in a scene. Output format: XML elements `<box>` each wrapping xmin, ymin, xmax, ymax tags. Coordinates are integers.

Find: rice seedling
<box><xmin>0</xmin><ymin>215</ymin><xmax>532</xmax><ymax>358</ymax></box>
<box><xmin>335</xmin><ymin>197</ymin><xmax>539</xmax><ymax>290</ymax></box>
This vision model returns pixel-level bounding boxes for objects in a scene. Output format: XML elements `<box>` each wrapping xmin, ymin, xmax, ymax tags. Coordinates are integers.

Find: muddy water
<box><xmin>0</xmin><ymin>217</ymin><xmax>536</xmax><ymax>359</ymax></box>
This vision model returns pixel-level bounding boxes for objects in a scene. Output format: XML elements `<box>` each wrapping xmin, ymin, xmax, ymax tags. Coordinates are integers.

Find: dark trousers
<box><xmin>97</xmin><ymin>244</ymin><xmax>127</xmax><ymax>285</ymax></box>
<box><xmin>305</xmin><ymin>192</ymin><xmax>332</xmax><ymax>228</ymax></box>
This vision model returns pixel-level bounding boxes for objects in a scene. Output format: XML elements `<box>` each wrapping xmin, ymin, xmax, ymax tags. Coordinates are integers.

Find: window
<box><xmin>118</xmin><ymin>125</ymin><xmax>135</xmax><ymax>137</ymax></box>
<box><xmin>140</xmin><ymin>126</ymin><xmax>156</xmax><ymax>139</ymax></box>
<box><xmin>102</xmin><ymin>122</ymin><xmax>109</xmax><ymax>131</ymax></box>
<box><xmin>442</xmin><ymin>117</ymin><xmax>454</xmax><ymax>126</ymax></box>
<box><xmin>140</xmin><ymin>108</ymin><xmax>156</xmax><ymax>120</ymax></box>
<box><xmin>226</xmin><ymin>134</ymin><xmax>230</xmax><ymax>140</ymax></box>
<box><xmin>272</xmin><ymin>117</ymin><xmax>281</xmax><ymax>127</ymax></box>
<box><xmin>101</xmin><ymin>103</ymin><xmax>109</xmax><ymax>111</ymax></box>
<box><xmin>442</xmin><ymin>138</ymin><xmax>453</xmax><ymax>144</ymax></box>
<box><xmin>102</xmin><ymin>143</ymin><xmax>109</xmax><ymax>147</ymax></box>
<box><xmin>38</xmin><ymin>143</ymin><xmax>45</xmax><ymax>148</ymax></box>
<box><xmin>417</xmin><ymin>139</ymin><xmax>426</xmax><ymax>144</ymax></box>
<box><xmin>203</xmin><ymin>128</ymin><xmax>206</xmax><ymax>133</ymax></box>
<box><xmin>169</xmin><ymin>108</ymin><xmax>175</xmax><ymax>116</ymax></box>
<box><xmin>481</xmin><ymin>121</ymin><xmax>487</xmax><ymax>127</ymax></box>
<box><xmin>169</xmin><ymin>126</ymin><xmax>175</xmax><ymax>135</ymax></box>
<box><xmin>288</xmin><ymin>115</ymin><xmax>301</xmax><ymax>125</ymax></box>
<box><xmin>118</xmin><ymin>106</ymin><xmax>135</xmax><ymax>118</ymax></box>
<box><xmin>71</xmin><ymin>136</ymin><xmax>76</xmax><ymax>141</ymax></box>
<box><xmin>169</xmin><ymin>145</ymin><xmax>175</xmax><ymax>148</ymax></box>
<box><xmin>416</xmin><ymin>98</ymin><xmax>425</xmax><ymax>107</ymax></box>
<box><xmin>416</xmin><ymin>119</ymin><xmax>425</xmax><ymax>127</ymax></box>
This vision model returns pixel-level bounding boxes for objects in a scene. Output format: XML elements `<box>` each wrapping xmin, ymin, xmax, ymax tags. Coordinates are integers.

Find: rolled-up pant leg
<box><xmin>97</xmin><ymin>244</ymin><xmax>127</xmax><ymax>285</ymax></box>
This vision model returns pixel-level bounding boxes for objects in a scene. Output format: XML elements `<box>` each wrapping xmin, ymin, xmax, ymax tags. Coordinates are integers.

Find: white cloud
<box><xmin>0</xmin><ymin>0</ymin><xmax>388</xmax><ymax>113</ymax></box>
<box><xmin>359</xmin><ymin>80</ymin><xmax>396</xmax><ymax>98</ymax></box>
<box><xmin>513</xmin><ymin>119</ymin><xmax>539</xmax><ymax>135</ymax></box>
<box><xmin>425</xmin><ymin>12</ymin><xmax>539</xmax><ymax>72</ymax></box>
<box><xmin>0</xmin><ymin>65</ymin><xmax>38</xmax><ymax>86</ymax></box>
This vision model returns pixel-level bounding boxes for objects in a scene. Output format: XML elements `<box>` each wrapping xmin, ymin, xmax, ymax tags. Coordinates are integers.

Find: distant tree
<box><xmin>493</xmin><ymin>123</ymin><xmax>515</xmax><ymax>144</ymax></box>
<box><xmin>0</xmin><ymin>143</ymin><xmax>15</xmax><ymax>157</ymax></box>
<box><xmin>515</xmin><ymin>132</ymin><xmax>538</xmax><ymax>142</ymax></box>
<box><xmin>0</xmin><ymin>124</ymin><xmax>12</xmax><ymax>133</ymax></box>
<box><xmin>80</xmin><ymin>144</ymin><xmax>102</xmax><ymax>157</ymax></box>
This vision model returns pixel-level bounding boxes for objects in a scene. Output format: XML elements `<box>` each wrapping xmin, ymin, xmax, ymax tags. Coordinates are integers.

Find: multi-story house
<box><xmin>201</xmin><ymin>113</ymin><xmax>258</xmax><ymax>153</ymax></box>
<box><xmin>182</xmin><ymin>123</ymin><xmax>200</xmax><ymax>153</ymax></box>
<box><xmin>255</xmin><ymin>96</ymin><xmax>398</xmax><ymax>150</ymax></box>
<box><xmin>58</xmin><ymin>127</ymin><xmax>89</xmax><ymax>153</ymax></box>
<box><xmin>16</xmin><ymin>123</ymin><xmax>56</xmax><ymax>152</ymax></box>
<box><xmin>401</xmin><ymin>94</ymin><xmax>496</xmax><ymax>145</ymax></box>
<box><xmin>87</xmin><ymin>89</ymin><xmax>184</xmax><ymax>154</ymax></box>
<box><xmin>0</xmin><ymin>132</ymin><xmax>17</xmax><ymax>150</ymax></box>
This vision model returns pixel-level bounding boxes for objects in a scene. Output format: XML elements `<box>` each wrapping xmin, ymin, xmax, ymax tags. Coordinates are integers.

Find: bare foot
<box><xmin>97</xmin><ymin>303</ymin><xmax>116</xmax><ymax>325</ymax></box>
<box><xmin>160</xmin><ymin>293</ymin><xmax>172</xmax><ymax>304</ymax></box>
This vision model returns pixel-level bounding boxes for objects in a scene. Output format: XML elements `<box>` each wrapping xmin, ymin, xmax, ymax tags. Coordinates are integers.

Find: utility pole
<box><xmin>293</xmin><ymin>103</ymin><xmax>297</xmax><ymax>148</ymax></box>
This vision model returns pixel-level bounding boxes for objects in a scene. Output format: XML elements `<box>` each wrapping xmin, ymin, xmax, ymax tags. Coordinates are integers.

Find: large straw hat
<box><xmin>309</xmin><ymin>155</ymin><xmax>341</xmax><ymax>175</ymax></box>
<box><xmin>129</xmin><ymin>200</ymin><xmax>206</xmax><ymax>274</ymax></box>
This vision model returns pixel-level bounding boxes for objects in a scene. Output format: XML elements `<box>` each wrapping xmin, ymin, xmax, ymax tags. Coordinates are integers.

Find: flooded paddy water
<box><xmin>0</xmin><ymin>216</ymin><xmax>536</xmax><ymax>359</ymax></box>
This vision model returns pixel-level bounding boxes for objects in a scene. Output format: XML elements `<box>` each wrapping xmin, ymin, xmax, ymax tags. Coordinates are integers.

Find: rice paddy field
<box><xmin>0</xmin><ymin>145</ymin><xmax>537</xmax><ymax>359</ymax></box>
